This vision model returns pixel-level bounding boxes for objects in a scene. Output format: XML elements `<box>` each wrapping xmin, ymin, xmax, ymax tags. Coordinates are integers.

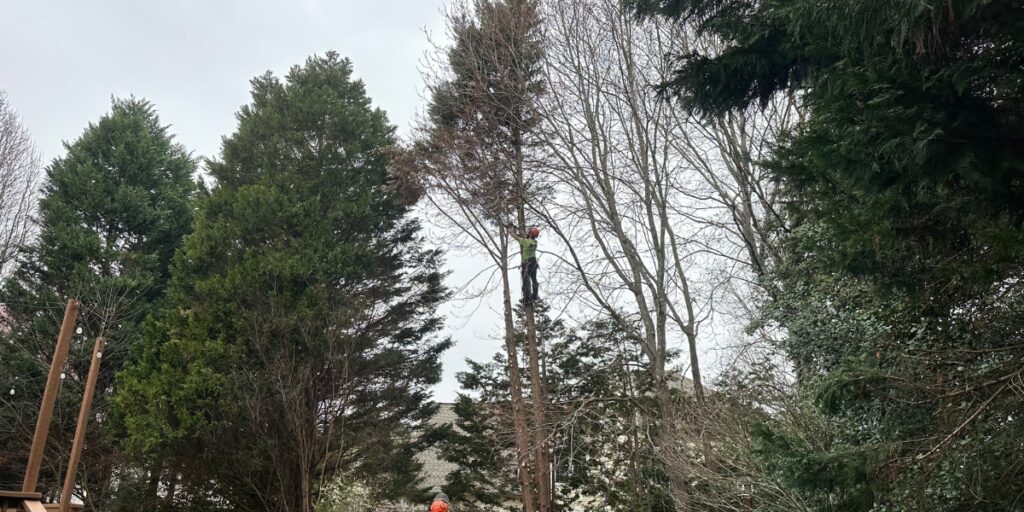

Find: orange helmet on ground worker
<box><xmin>429</xmin><ymin>492</ymin><xmax>449</xmax><ymax>512</ymax></box>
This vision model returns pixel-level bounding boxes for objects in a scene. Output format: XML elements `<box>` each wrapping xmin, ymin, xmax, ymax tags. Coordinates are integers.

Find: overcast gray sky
<box><xmin>0</xmin><ymin>0</ymin><xmax>507</xmax><ymax>401</ymax></box>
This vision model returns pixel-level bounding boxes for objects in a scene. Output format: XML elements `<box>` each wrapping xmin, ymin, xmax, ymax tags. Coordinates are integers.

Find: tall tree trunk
<box><xmin>655</xmin><ymin>382</ymin><xmax>691</xmax><ymax>511</ymax></box>
<box><xmin>300</xmin><ymin>463</ymin><xmax>311</xmax><ymax>512</ymax></box>
<box><xmin>500</xmin><ymin>229</ymin><xmax>539</xmax><ymax>512</ymax></box>
<box><xmin>524</xmin><ymin>306</ymin><xmax>552</xmax><ymax>511</ymax></box>
<box><xmin>685</xmin><ymin>328</ymin><xmax>704</xmax><ymax>404</ymax></box>
<box><xmin>514</xmin><ymin>131</ymin><xmax>553</xmax><ymax>512</ymax></box>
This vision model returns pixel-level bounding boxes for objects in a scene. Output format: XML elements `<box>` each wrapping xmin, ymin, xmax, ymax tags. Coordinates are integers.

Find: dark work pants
<box><xmin>521</xmin><ymin>257</ymin><xmax>539</xmax><ymax>301</ymax></box>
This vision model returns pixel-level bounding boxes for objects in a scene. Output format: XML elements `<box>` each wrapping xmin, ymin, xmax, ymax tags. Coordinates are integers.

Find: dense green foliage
<box><xmin>630</xmin><ymin>0</ymin><xmax>1024</xmax><ymax>509</ymax></box>
<box><xmin>115</xmin><ymin>53</ymin><xmax>450</xmax><ymax>512</ymax></box>
<box><xmin>0</xmin><ymin>98</ymin><xmax>197</xmax><ymax>506</ymax></box>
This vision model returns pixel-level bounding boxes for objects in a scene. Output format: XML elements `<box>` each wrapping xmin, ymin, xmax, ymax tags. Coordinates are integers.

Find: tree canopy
<box><xmin>115</xmin><ymin>53</ymin><xmax>450</xmax><ymax>512</ymax></box>
<box><xmin>2</xmin><ymin>3</ymin><xmax>1021</xmax><ymax>510</ymax></box>
<box><xmin>0</xmin><ymin>97</ymin><xmax>197</xmax><ymax>507</ymax></box>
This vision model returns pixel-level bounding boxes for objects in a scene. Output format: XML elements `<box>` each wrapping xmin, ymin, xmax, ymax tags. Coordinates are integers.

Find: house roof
<box><xmin>416</xmin><ymin>403</ymin><xmax>459</xmax><ymax>493</ymax></box>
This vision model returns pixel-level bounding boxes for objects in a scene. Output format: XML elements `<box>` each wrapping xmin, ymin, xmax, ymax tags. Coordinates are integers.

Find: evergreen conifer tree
<box><xmin>0</xmin><ymin>98</ymin><xmax>197</xmax><ymax>508</ymax></box>
<box><xmin>441</xmin><ymin>307</ymin><xmax>670</xmax><ymax>511</ymax></box>
<box><xmin>116</xmin><ymin>53</ymin><xmax>450</xmax><ymax>512</ymax></box>
<box><xmin>628</xmin><ymin>1</ymin><xmax>1024</xmax><ymax>508</ymax></box>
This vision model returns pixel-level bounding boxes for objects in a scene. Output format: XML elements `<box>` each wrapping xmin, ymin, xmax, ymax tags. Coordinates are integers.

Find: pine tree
<box><xmin>115</xmin><ymin>53</ymin><xmax>450</xmax><ymax>512</ymax></box>
<box><xmin>546</xmin><ymin>320</ymin><xmax>671</xmax><ymax>512</ymax></box>
<box><xmin>441</xmin><ymin>308</ymin><xmax>671</xmax><ymax>511</ymax></box>
<box><xmin>0</xmin><ymin>98</ymin><xmax>197</xmax><ymax>508</ymax></box>
<box><xmin>439</xmin><ymin>358</ymin><xmax>520</xmax><ymax>512</ymax></box>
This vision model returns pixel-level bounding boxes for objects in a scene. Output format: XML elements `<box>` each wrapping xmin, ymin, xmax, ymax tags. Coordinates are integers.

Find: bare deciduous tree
<box><xmin>536</xmin><ymin>2</ymin><xmax>713</xmax><ymax>506</ymax></box>
<box><xmin>534</xmin><ymin>0</ymin><xmax>798</xmax><ymax>508</ymax></box>
<box><xmin>664</xmin><ymin>376</ymin><xmax>818</xmax><ymax>512</ymax></box>
<box><xmin>0</xmin><ymin>91</ymin><xmax>41</xmax><ymax>279</ymax></box>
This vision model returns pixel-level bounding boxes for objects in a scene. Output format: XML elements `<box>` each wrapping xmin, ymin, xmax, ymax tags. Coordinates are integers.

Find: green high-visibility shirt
<box><xmin>518</xmin><ymin>238</ymin><xmax>537</xmax><ymax>261</ymax></box>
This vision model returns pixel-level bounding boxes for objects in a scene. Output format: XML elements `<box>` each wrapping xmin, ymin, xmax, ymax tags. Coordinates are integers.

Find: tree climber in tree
<box><xmin>507</xmin><ymin>224</ymin><xmax>541</xmax><ymax>303</ymax></box>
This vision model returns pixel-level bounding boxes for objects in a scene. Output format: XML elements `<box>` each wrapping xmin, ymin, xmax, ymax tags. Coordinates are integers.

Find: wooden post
<box><xmin>59</xmin><ymin>337</ymin><xmax>104</xmax><ymax>512</ymax></box>
<box><xmin>22</xmin><ymin>299</ymin><xmax>80</xmax><ymax>493</ymax></box>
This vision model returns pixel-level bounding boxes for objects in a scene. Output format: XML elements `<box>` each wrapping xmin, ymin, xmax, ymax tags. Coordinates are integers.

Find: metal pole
<box><xmin>59</xmin><ymin>337</ymin><xmax>104</xmax><ymax>512</ymax></box>
<box><xmin>23</xmin><ymin>299</ymin><xmax>80</xmax><ymax>493</ymax></box>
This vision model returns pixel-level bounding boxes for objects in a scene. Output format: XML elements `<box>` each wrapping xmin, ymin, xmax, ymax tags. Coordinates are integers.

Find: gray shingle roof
<box><xmin>416</xmin><ymin>403</ymin><xmax>459</xmax><ymax>493</ymax></box>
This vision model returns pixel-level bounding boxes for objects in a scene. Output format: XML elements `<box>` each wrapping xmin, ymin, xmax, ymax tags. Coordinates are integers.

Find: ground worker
<box><xmin>429</xmin><ymin>492</ymin><xmax>450</xmax><ymax>512</ymax></box>
<box><xmin>507</xmin><ymin>224</ymin><xmax>540</xmax><ymax>303</ymax></box>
